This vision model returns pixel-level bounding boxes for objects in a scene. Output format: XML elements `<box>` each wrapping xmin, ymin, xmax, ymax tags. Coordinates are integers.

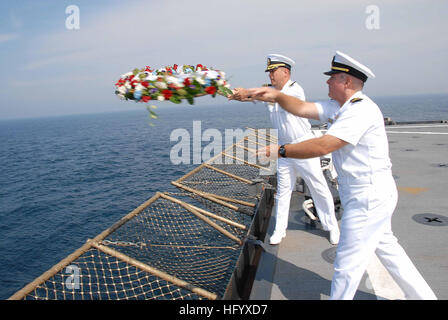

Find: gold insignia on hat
<box><xmin>266</xmin><ymin>63</ymin><xmax>287</xmax><ymax>71</ymax></box>
<box><xmin>331</xmin><ymin>66</ymin><xmax>350</xmax><ymax>72</ymax></box>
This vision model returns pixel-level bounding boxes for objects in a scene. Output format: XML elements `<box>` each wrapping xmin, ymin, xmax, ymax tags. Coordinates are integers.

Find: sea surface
<box><xmin>1</xmin><ymin>94</ymin><xmax>447</xmax><ymax>299</ymax></box>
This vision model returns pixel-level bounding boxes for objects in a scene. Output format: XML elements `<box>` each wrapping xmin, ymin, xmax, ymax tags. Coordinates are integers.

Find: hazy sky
<box><xmin>1</xmin><ymin>0</ymin><xmax>447</xmax><ymax>119</ymax></box>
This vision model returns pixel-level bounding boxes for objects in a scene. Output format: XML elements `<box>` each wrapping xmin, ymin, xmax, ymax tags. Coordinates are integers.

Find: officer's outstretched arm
<box><xmin>257</xmin><ymin>135</ymin><xmax>348</xmax><ymax>160</ymax></box>
<box><xmin>229</xmin><ymin>87</ymin><xmax>319</xmax><ymax>120</ymax></box>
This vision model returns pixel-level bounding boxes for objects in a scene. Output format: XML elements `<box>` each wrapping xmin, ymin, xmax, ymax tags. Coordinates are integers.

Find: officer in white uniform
<box><xmin>264</xmin><ymin>54</ymin><xmax>340</xmax><ymax>245</ymax></box>
<box><xmin>229</xmin><ymin>51</ymin><xmax>437</xmax><ymax>300</ymax></box>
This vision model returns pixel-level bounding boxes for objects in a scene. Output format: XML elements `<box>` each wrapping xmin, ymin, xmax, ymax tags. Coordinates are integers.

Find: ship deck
<box><xmin>250</xmin><ymin>122</ymin><xmax>448</xmax><ymax>300</ymax></box>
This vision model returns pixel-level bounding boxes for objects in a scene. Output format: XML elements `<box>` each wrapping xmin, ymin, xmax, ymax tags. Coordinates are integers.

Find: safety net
<box><xmin>9</xmin><ymin>128</ymin><xmax>277</xmax><ymax>300</ymax></box>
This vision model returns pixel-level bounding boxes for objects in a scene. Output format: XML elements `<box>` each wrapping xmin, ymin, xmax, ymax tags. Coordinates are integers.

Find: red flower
<box><xmin>197</xmin><ymin>64</ymin><xmax>208</xmax><ymax>71</ymax></box>
<box><xmin>141</xmin><ymin>81</ymin><xmax>149</xmax><ymax>88</ymax></box>
<box><xmin>162</xmin><ymin>89</ymin><xmax>173</xmax><ymax>99</ymax></box>
<box><xmin>141</xmin><ymin>96</ymin><xmax>151</xmax><ymax>102</ymax></box>
<box><xmin>173</xmin><ymin>64</ymin><xmax>178</xmax><ymax>71</ymax></box>
<box><xmin>183</xmin><ymin>78</ymin><xmax>191</xmax><ymax>86</ymax></box>
<box><xmin>205</xmin><ymin>86</ymin><xmax>216</xmax><ymax>95</ymax></box>
<box><xmin>130</xmin><ymin>80</ymin><xmax>138</xmax><ymax>88</ymax></box>
<box><xmin>145</xmin><ymin>66</ymin><xmax>153</xmax><ymax>72</ymax></box>
<box><xmin>115</xmin><ymin>79</ymin><xmax>125</xmax><ymax>86</ymax></box>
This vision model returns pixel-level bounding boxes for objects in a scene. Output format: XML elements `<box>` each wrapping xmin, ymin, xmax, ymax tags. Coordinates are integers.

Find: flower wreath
<box><xmin>115</xmin><ymin>64</ymin><xmax>232</xmax><ymax>105</ymax></box>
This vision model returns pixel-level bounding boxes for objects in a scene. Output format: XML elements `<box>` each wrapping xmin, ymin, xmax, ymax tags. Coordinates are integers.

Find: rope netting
<box><xmin>101</xmin><ymin>195</ymin><xmax>241</xmax><ymax>297</ymax></box>
<box><xmin>22</xmin><ymin>247</ymin><xmax>204</xmax><ymax>300</ymax></box>
<box><xmin>9</xmin><ymin>128</ymin><xmax>278</xmax><ymax>300</ymax></box>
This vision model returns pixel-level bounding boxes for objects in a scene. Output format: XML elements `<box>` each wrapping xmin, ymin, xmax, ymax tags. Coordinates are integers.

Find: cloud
<box><xmin>22</xmin><ymin>49</ymin><xmax>98</xmax><ymax>71</ymax></box>
<box><xmin>15</xmin><ymin>1</ymin><xmax>448</xmax><ymax>82</ymax></box>
<box><xmin>2</xmin><ymin>0</ymin><xmax>447</xmax><ymax>119</ymax></box>
<box><xmin>0</xmin><ymin>33</ymin><xmax>19</xmax><ymax>43</ymax></box>
<box><xmin>9</xmin><ymin>11</ymin><xmax>24</xmax><ymax>29</ymax></box>
<box><xmin>20</xmin><ymin>0</ymin><xmax>374</xmax><ymax>87</ymax></box>
<box><xmin>24</xmin><ymin>2</ymin><xmax>360</xmax><ymax>61</ymax></box>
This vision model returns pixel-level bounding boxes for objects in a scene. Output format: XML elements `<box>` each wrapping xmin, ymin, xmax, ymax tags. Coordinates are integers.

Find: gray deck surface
<box><xmin>250</xmin><ymin>122</ymin><xmax>448</xmax><ymax>300</ymax></box>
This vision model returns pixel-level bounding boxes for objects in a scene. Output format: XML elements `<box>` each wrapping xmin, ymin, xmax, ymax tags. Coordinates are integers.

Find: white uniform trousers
<box><xmin>274</xmin><ymin>157</ymin><xmax>338</xmax><ymax>235</ymax></box>
<box><xmin>331</xmin><ymin>175</ymin><xmax>437</xmax><ymax>300</ymax></box>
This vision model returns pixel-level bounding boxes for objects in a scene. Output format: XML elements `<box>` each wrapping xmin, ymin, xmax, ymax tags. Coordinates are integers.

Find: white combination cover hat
<box><xmin>265</xmin><ymin>54</ymin><xmax>296</xmax><ymax>72</ymax></box>
<box><xmin>324</xmin><ymin>51</ymin><xmax>375</xmax><ymax>82</ymax></box>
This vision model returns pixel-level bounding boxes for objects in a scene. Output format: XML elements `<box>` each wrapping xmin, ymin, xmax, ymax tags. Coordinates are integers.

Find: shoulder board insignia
<box><xmin>289</xmin><ymin>81</ymin><xmax>296</xmax><ymax>87</ymax></box>
<box><xmin>350</xmin><ymin>98</ymin><xmax>363</xmax><ymax>104</ymax></box>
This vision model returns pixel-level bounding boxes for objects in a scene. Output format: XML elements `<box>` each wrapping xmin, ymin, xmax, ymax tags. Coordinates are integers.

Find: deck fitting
<box><xmin>412</xmin><ymin>213</ymin><xmax>448</xmax><ymax>226</ymax></box>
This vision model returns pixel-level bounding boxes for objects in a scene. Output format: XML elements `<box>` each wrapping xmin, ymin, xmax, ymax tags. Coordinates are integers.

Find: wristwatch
<box><xmin>279</xmin><ymin>144</ymin><xmax>287</xmax><ymax>158</ymax></box>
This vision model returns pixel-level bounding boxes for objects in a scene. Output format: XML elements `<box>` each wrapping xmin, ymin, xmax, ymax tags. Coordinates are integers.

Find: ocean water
<box><xmin>1</xmin><ymin>94</ymin><xmax>447</xmax><ymax>299</ymax></box>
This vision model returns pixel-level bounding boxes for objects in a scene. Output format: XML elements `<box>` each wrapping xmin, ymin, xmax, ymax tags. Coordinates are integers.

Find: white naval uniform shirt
<box><xmin>314</xmin><ymin>91</ymin><xmax>392</xmax><ymax>185</ymax></box>
<box><xmin>267</xmin><ymin>80</ymin><xmax>311</xmax><ymax>145</ymax></box>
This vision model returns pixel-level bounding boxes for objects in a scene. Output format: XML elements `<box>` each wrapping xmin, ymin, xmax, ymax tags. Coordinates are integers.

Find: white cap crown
<box><xmin>265</xmin><ymin>54</ymin><xmax>295</xmax><ymax>72</ymax></box>
<box><xmin>324</xmin><ymin>51</ymin><xmax>375</xmax><ymax>82</ymax></box>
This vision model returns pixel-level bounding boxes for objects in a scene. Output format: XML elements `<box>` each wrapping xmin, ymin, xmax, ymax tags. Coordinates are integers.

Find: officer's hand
<box><xmin>228</xmin><ymin>88</ymin><xmax>253</xmax><ymax>101</ymax></box>
<box><xmin>229</xmin><ymin>87</ymin><xmax>279</xmax><ymax>103</ymax></box>
<box><xmin>247</xmin><ymin>87</ymin><xmax>279</xmax><ymax>103</ymax></box>
<box><xmin>256</xmin><ymin>144</ymin><xmax>279</xmax><ymax>160</ymax></box>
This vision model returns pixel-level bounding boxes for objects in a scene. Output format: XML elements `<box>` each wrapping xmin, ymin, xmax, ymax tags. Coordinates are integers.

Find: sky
<box><xmin>0</xmin><ymin>0</ymin><xmax>447</xmax><ymax>120</ymax></box>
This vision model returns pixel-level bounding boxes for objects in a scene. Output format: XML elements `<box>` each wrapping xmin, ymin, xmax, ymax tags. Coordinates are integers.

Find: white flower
<box><xmin>205</xmin><ymin>70</ymin><xmax>219</xmax><ymax>79</ymax></box>
<box><xmin>117</xmin><ymin>86</ymin><xmax>127</xmax><ymax>94</ymax></box>
<box><xmin>145</xmin><ymin>74</ymin><xmax>158</xmax><ymax>81</ymax></box>
<box><xmin>117</xmin><ymin>93</ymin><xmax>125</xmax><ymax>100</ymax></box>
<box><xmin>165</xmin><ymin>76</ymin><xmax>178</xmax><ymax>84</ymax></box>
<box><xmin>165</xmin><ymin>76</ymin><xmax>184</xmax><ymax>88</ymax></box>
<box><xmin>135</xmin><ymin>84</ymin><xmax>145</xmax><ymax>91</ymax></box>
<box><xmin>154</xmin><ymin>81</ymin><xmax>167</xmax><ymax>89</ymax></box>
<box><xmin>157</xmin><ymin>95</ymin><xmax>165</xmax><ymax>101</ymax></box>
<box><xmin>194</xmin><ymin>76</ymin><xmax>205</xmax><ymax>85</ymax></box>
<box><xmin>217</xmin><ymin>79</ymin><xmax>225</xmax><ymax>86</ymax></box>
